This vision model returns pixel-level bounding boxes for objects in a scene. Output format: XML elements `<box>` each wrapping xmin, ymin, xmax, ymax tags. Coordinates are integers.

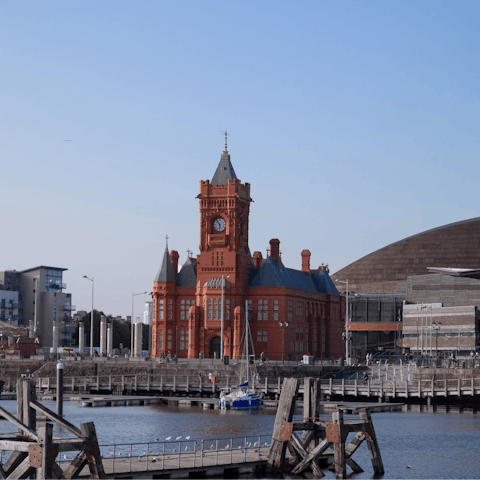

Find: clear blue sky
<box><xmin>2</xmin><ymin>1</ymin><xmax>479</xmax><ymax>320</ymax></box>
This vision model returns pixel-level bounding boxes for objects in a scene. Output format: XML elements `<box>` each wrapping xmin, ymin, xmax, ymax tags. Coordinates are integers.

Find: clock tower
<box><xmin>192</xmin><ymin>132</ymin><xmax>252</xmax><ymax>358</ymax></box>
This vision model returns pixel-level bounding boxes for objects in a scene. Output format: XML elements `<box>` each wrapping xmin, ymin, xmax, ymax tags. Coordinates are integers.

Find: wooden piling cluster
<box><xmin>267</xmin><ymin>377</ymin><xmax>385</xmax><ymax>479</ymax></box>
<box><xmin>0</xmin><ymin>378</ymin><xmax>105</xmax><ymax>479</ymax></box>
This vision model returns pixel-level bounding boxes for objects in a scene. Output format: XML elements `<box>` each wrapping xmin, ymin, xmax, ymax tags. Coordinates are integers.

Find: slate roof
<box><xmin>247</xmin><ymin>257</ymin><xmax>339</xmax><ymax>295</ymax></box>
<box><xmin>154</xmin><ymin>245</ymin><xmax>176</xmax><ymax>283</ymax></box>
<box><xmin>177</xmin><ymin>256</ymin><xmax>197</xmax><ymax>287</ymax></box>
<box><xmin>204</xmin><ymin>278</ymin><xmax>231</xmax><ymax>288</ymax></box>
<box><xmin>211</xmin><ymin>150</ymin><xmax>237</xmax><ymax>185</ymax></box>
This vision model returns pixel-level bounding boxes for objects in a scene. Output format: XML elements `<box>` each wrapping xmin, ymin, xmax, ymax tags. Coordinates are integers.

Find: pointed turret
<box><xmin>211</xmin><ymin>130</ymin><xmax>238</xmax><ymax>185</ymax></box>
<box><xmin>154</xmin><ymin>242</ymin><xmax>176</xmax><ymax>283</ymax></box>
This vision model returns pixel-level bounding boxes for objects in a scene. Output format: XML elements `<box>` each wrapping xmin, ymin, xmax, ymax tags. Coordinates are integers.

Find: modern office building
<box><xmin>347</xmin><ymin>293</ymin><xmax>404</xmax><ymax>360</ymax></box>
<box><xmin>402</xmin><ymin>268</ymin><xmax>480</xmax><ymax>356</ymax></box>
<box><xmin>144</xmin><ymin>301</ymin><xmax>152</xmax><ymax>325</ymax></box>
<box><xmin>0</xmin><ymin>290</ymin><xmax>19</xmax><ymax>323</ymax></box>
<box><xmin>0</xmin><ymin>270</ymin><xmax>23</xmax><ymax>324</ymax></box>
<box><xmin>0</xmin><ymin>266</ymin><xmax>75</xmax><ymax>348</ymax></box>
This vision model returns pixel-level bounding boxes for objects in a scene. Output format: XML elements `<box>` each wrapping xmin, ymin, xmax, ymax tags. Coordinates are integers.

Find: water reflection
<box><xmin>1</xmin><ymin>399</ymin><xmax>480</xmax><ymax>478</ymax></box>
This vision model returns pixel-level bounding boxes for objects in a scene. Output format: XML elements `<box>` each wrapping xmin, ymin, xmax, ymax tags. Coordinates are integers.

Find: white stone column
<box><xmin>79</xmin><ymin>322</ymin><xmax>85</xmax><ymax>356</ymax></box>
<box><xmin>100</xmin><ymin>315</ymin><xmax>107</xmax><ymax>356</ymax></box>
<box><xmin>134</xmin><ymin>323</ymin><xmax>143</xmax><ymax>358</ymax></box>
<box><xmin>107</xmin><ymin>323</ymin><xmax>113</xmax><ymax>356</ymax></box>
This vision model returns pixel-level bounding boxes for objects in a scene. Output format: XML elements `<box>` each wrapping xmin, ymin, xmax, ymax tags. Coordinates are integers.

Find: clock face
<box><xmin>214</xmin><ymin>217</ymin><xmax>226</xmax><ymax>232</ymax></box>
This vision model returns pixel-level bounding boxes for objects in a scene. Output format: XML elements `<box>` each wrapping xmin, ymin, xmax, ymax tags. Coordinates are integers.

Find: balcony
<box><xmin>46</xmin><ymin>281</ymin><xmax>67</xmax><ymax>291</ymax></box>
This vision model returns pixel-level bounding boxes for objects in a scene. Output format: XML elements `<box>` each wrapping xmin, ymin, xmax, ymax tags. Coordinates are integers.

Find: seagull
<box><xmin>176</xmin><ymin>436</ymin><xmax>182</xmax><ymax>441</ymax></box>
<box><xmin>63</xmin><ymin>454</ymin><xmax>68</xmax><ymax>460</ymax></box>
<box><xmin>172</xmin><ymin>448</ymin><xmax>176</xmax><ymax>453</ymax></box>
<box><xmin>185</xmin><ymin>446</ymin><xmax>188</xmax><ymax>451</ymax></box>
<box><xmin>153</xmin><ymin>438</ymin><xmax>158</xmax><ymax>442</ymax></box>
<box><xmin>152</xmin><ymin>458</ymin><xmax>157</xmax><ymax>463</ymax></box>
<box><xmin>210</xmin><ymin>445</ymin><xmax>215</xmax><ymax>450</ymax></box>
<box><xmin>185</xmin><ymin>436</ymin><xmax>191</xmax><ymax>440</ymax></box>
<box><xmin>254</xmin><ymin>441</ymin><xmax>259</xmax><ymax>447</ymax></box>
<box><xmin>109</xmin><ymin>452</ymin><xmax>114</xmax><ymax>458</ymax></box>
<box><xmin>237</xmin><ymin>446</ymin><xmax>241</xmax><ymax>449</ymax></box>
<box><xmin>138</xmin><ymin>457</ymin><xmax>142</xmax><ymax>462</ymax></box>
<box><xmin>406</xmin><ymin>465</ymin><xmax>411</xmax><ymax>469</ymax></box>
<box><xmin>166</xmin><ymin>436</ymin><xmax>172</xmax><ymax>441</ymax></box>
<box><xmin>225</xmin><ymin>445</ymin><xmax>230</xmax><ymax>450</ymax></box>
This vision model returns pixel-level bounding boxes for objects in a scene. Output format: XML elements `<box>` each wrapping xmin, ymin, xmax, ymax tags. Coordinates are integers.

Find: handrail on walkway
<box><xmin>56</xmin><ymin>434</ymin><xmax>273</xmax><ymax>475</ymax></box>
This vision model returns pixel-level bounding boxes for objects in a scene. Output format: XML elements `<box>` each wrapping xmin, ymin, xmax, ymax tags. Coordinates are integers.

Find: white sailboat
<box><xmin>219</xmin><ymin>300</ymin><xmax>264</xmax><ymax>410</ymax></box>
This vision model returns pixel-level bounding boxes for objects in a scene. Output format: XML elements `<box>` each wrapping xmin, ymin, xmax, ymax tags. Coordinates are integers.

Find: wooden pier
<box><xmin>0</xmin><ymin>378</ymin><xmax>273</xmax><ymax>479</ymax></box>
<box><xmin>0</xmin><ymin>379</ymin><xmax>106</xmax><ymax>479</ymax></box>
<box><xmin>0</xmin><ymin>378</ymin><xmax>402</xmax><ymax>479</ymax></box>
<box><xmin>267</xmin><ymin>377</ymin><xmax>385</xmax><ymax>479</ymax></box>
<box><xmin>18</xmin><ymin>373</ymin><xmax>480</xmax><ymax>403</ymax></box>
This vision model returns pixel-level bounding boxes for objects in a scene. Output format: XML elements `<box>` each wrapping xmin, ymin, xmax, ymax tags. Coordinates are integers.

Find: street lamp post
<box><xmin>132</xmin><ymin>292</ymin><xmax>148</xmax><ymax>357</ymax></box>
<box><xmin>278</xmin><ymin>322</ymin><xmax>289</xmax><ymax>365</ymax></box>
<box><xmin>220</xmin><ymin>275</ymin><xmax>231</xmax><ymax>360</ymax></box>
<box><xmin>33</xmin><ymin>277</ymin><xmax>39</xmax><ymax>335</ymax></box>
<box><xmin>433</xmin><ymin>322</ymin><xmax>441</xmax><ymax>358</ymax></box>
<box><xmin>83</xmin><ymin>276</ymin><xmax>94</xmax><ymax>357</ymax></box>
<box><xmin>336</xmin><ymin>279</ymin><xmax>350</xmax><ymax>365</ymax></box>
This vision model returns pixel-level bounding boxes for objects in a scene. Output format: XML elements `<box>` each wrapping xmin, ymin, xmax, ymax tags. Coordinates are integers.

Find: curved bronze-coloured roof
<box><xmin>332</xmin><ymin>217</ymin><xmax>480</xmax><ymax>293</ymax></box>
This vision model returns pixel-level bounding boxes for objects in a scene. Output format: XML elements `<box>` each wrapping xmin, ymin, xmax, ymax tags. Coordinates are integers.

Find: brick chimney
<box><xmin>170</xmin><ymin>250</ymin><xmax>179</xmax><ymax>275</ymax></box>
<box><xmin>253</xmin><ymin>251</ymin><xmax>263</xmax><ymax>268</ymax></box>
<box><xmin>301</xmin><ymin>250</ymin><xmax>311</xmax><ymax>273</ymax></box>
<box><xmin>269</xmin><ymin>239</ymin><xmax>280</xmax><ymax>265</ymax></box>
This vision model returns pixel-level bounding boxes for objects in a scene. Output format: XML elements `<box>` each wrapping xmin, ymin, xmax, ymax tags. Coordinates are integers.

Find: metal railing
<box><xmin>56</xmin><ymin>434</ymin><xmax>272</xmax><ymax>476</ymax></box>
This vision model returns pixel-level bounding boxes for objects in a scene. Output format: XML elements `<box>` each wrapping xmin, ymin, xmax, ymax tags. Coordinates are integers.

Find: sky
<box><xmin>1</xmin><ymin>0</ymin><xmax>479</xmax><ymax>321</ymax></box>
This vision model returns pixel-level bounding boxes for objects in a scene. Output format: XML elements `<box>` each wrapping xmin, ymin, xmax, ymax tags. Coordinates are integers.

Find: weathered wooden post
<box><xmin>331</xmin><ymin>410</ymin><xmax>347</xmax><ymax>478</ymax></box>
<box><xmin>267</xmin><ymin>378</ymin><xmax>385</xmax><ymax>479</ymax></box>
<box><xmin>266</xmin><ymin>377</ymin><xmax>299</xmax><ymax>474</ymax></box>
<box><xmin>38</xmin><ymin>422</ymin><xmax>55</xmax><ymax>479</ymax></box>
<box><xmin>359</xmin><ymin>408</ymin><xmax>384</xmax><ymax>475</ymax></box>
<box><xmin>1</xmin><ymin>378</ymin><xmax>106</xmax><ymax>480</ymax></box>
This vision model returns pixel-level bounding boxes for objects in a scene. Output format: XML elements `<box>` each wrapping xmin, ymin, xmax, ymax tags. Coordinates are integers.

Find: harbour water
<box><xmin>1</xmin><ymin>399</ymin><xmax>480</xmax><ymax>478</ymax></box>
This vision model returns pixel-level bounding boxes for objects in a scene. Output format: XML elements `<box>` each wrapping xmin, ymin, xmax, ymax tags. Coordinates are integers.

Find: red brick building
<box><xmin>151</xmin><ymin>141</ymin><xmax>344</xmax><ymax>360</ymax></box>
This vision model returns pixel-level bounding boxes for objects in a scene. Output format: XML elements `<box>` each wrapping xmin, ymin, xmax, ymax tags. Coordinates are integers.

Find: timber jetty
<box><xmin>0</xmin><ymin>378</ymin><xmax>395</xmax><ymax>479</ymax></box>
<box><xmin>2</xmin><ymin>357</ymin><xmax>480</xmax><ymax>405</ymax></box>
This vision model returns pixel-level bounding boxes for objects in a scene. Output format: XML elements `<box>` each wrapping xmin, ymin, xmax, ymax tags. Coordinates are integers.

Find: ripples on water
<box><xmin>1</xmin><ymin>400</ymin><xmax>479</xmax><ymax>478</ymax></box>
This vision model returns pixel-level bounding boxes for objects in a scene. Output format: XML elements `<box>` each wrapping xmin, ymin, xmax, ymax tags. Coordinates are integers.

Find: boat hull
<box><xmin>219</xmin><ymin>392</ymin><xmax>264</xmax><ymax>410</ymax></box>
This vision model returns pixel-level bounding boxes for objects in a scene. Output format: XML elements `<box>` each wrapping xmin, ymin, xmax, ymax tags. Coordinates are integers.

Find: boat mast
<box><xmin>245</xmin><ymin>299</ymin><xmax>249</xmax><ymax>390</ymax></box>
